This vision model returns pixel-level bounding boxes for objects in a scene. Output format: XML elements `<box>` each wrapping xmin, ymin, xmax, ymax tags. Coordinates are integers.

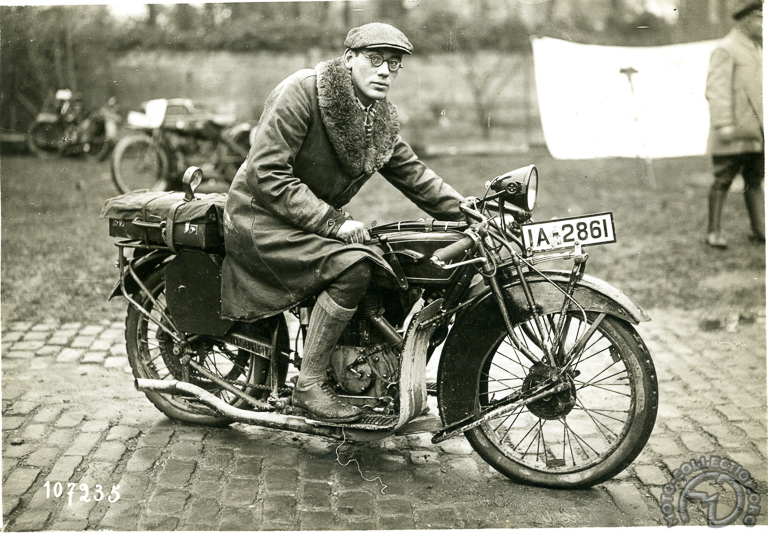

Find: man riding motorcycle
<box><xmin>221</xmin><ymin>23</ymin><xmax>464</xmax><ymax>423</ymax></box>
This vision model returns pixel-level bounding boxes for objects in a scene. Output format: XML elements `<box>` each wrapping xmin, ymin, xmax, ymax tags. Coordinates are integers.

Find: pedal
<box><xmin>426</xmin><ymin>382</ymin><xmax>437</xmax><ymax>396</ymax></box>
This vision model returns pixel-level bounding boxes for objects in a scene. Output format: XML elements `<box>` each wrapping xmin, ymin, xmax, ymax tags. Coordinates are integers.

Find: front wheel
<box><xmin>465</xmin><ymin>311</ymin><xmax>658</xmax><ymax>488</ymax></box>
<box><xmin>27</xmin><ymin>122</ymin><xmax>64</xmax><ymax>158</ymax></box>
<box><xmin>111</xmin><ymin>133</ymin><xmax>169</xmax><ymax>193</ymax></box>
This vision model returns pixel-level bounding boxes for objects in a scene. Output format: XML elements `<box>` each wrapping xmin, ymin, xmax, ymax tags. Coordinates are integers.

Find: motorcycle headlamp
<box><xmin>490</xmin><ymin>164</ymin><xmax>538</xmax><ymax>211</ymax></box>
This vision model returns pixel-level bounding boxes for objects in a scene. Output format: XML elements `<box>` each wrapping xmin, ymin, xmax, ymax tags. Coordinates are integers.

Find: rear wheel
<box><xmin>27</xmin><ymin>122</ymin><xmax>64</xmax><ymax>158</ymax></box>
<box><xmin>465</xmin><ymin>311</ymin><xmax>658</xmax><ymax>488</ymax></box>
<box><xmin>111</xmin><ymin>133</ymin><xmax>169</xmax><ymax>193</ymax></box>
<box><xmin>125</xmin><ymin>268</ymin><xmax>271</xmax><ymax>426</ymax></box>
<box><xmin>84</xmin><ymin>119</ymin><xmax>111</xmax><ymax>161</ymax></box>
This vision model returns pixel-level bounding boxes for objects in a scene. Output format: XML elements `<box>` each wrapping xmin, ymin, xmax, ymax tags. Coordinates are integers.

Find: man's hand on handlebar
<box><xmin>337</xmin><ymin>220</ymin><xmax>370</xmax><ymax>244</ymax></box>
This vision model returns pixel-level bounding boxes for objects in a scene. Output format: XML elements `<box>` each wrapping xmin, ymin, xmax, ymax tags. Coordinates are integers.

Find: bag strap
<box><xmin>163</xmin><ymin>200</ymin><xmax>188</xmax><ymax>253</ymax></box>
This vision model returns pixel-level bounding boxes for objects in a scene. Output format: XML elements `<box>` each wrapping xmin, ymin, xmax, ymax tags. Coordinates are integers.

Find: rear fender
<box><xmin>436</xmin><ymin>271</ymin><xmax>648</xmax><ymax>426</ymax></box>
<box><xmin>108</xmin><ymin>250</ymin><xmax>171</xmax><ymax>301</ymax></box>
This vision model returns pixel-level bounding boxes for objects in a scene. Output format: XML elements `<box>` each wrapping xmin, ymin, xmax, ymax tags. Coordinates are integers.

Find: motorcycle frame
<box><xmin>31</xmin><ymin>94</ymin><xmax>112</xmax><ymax>157</ymax></box>
<box><xmin>123</xmin><ymin>120</ymin><xmax>252</xmax><ymax>188</ymax></box>
<box><xmin>112</xmin><ymin>207</ymin><xmax>648</xmax><ymax>442</ymax></box>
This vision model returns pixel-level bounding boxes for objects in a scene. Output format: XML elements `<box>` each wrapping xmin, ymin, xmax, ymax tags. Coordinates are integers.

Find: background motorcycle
<box><xmin>110</xmin><ymin>98</ymin><xmax>253</xmax><ymax>194</ymax></box>
<box><xmin>27</xmin><ymin>89</ymin><xmax>120</xmax><ymax>160</ymax></box>
<box><xmin>102</xmin><ymin>164</ymin><xmax>658</xmax><ymax>489</ymax></box>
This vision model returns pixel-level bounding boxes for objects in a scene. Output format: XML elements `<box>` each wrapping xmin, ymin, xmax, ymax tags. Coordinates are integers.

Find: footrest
<box><xmin>426</xmin><ymin>382</ymin><xmax>437</xmax><ymax>396</ymax></box>
<box><xmin>303</xmin><ymin>413</ymin><xmax>399</xmax><ymax>431</ymax></box>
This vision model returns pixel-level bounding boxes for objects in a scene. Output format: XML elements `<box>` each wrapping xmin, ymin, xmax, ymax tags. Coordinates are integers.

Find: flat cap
<box><xmin>344</xmin><ymin>22</ymin><xmax>413</xmax><ymax>55</ymax></box>
<box><xmin>731</xmin><ymin>0</ymin><xmax>762</xmax><ymax>18</ymax></box>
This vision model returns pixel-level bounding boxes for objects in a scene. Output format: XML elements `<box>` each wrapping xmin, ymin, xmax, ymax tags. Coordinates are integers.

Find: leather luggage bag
<box><xmin>100</xmin><ymin>191</ymin><xmax>227</xmax><ymax>252</ymax></box>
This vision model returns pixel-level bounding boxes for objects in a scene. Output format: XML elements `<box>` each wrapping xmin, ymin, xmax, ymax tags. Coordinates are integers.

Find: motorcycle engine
<box><xmin>328</xmin><ymin>344</ymin><xmax>399</xmax><ymax>398</ymax></box>
<box><xmin>169</xmin><ymin>132</ymin><xmax>216</xmax><ymax>159</ymax></box>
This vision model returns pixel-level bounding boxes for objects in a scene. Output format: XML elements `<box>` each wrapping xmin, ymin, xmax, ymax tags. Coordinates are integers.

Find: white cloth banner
<box><xmin>531</xmin><ymin>37</ymin><xmax>718</xmax><ymax>159</ymax></box>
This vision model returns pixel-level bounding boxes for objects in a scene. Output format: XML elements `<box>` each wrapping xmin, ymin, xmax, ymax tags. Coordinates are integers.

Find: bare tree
<box><xmin>459</xmin><ymin>53</ymin><xmax>519</xmax><ymax>140</ymax></box>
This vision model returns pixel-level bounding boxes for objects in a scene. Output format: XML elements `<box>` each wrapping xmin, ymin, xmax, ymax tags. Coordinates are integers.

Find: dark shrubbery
<box><xmin>0</xmin><ymin>1</ymin><xmax>728</xmax><ymax>136</ymax></box>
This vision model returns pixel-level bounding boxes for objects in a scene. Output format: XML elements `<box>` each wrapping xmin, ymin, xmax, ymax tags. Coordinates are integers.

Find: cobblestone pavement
<box><xmin>2</xmin><ymin>307</ymin><xmax>766</xmax><ymax>530</ymax></box>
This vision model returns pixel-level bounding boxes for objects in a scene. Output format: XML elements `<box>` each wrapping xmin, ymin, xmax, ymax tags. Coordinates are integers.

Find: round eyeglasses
<box><xmin>361</xmin><ymin>52</ymin><xmax>403</xmax><ymax>72</ymax></box>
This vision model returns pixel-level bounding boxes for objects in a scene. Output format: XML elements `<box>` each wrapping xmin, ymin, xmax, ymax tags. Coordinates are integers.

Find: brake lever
<box><xmin>459</xmin><ymin>201</ymin><xmax>487</xmax><ymax>222</ymax></box>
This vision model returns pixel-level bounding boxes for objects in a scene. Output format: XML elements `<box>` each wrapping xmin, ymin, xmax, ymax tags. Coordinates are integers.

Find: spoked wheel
<box><xmin>86</xmin><ymin>136</ymin><xmax>111</xmax><ymax>161</ymax></box>
<box><xmin>84</xmin><ymin>120</ymin><xmax>112</xmax><ymax>161</ymax></box>
<box><xmin>27</xmin><ymin>122</ymin><xmax>64</xmax><ymax>158</ymax></box>
<box><xmin>465</xmin><ymin>311</ymin><xmax>658</xmax><ymax>488</ymax></box>
<box><xmin>125</xmin><ymin>268</ymin><xmax>270</xmax><ymax>426</ymax></box>
<box><xmin>111</xmin><ymin>133</ymin><xmax>169</xmax><ymax>193</ymax></box>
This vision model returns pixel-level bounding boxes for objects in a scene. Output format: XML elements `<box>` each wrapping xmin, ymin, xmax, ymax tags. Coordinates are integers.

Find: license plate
<box><xmin>521</xmin><ymin>212</ymin><xmax>616</xmax><ymax>253</ymax></box>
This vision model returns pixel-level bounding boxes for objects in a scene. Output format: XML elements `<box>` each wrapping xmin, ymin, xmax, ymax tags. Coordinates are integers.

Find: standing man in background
<box><xmin>705</xmin><ymin>0</ymin><xmax>764</xmax><ymax>249</ymax></box>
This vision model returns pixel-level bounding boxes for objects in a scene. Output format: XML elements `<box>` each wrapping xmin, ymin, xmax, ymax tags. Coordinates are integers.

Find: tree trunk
<box><xmin>461</xmin><ymin>53</ymin><xmax>491</xmax><ymax>140</ymax></box>
<box><xmin>477</xmin><ymin>105</ymin><xmax>491</xmax><ymax>140</ymax></box>
<box><xmin>147</xmin><ymin>4</ymin><xmax>160</xmax><ymax>27</ymax></box>
<box><xmin>65</xmin><ymin>27</ymin><xmax>77</xmax><ymax>92</ymax></box>
<box><xmin>54</xmin><ymin>31</ymin><xmax>66</xmax><ymax>90</ymax></box>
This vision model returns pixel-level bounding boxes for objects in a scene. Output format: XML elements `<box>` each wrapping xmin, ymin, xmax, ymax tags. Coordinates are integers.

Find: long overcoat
<box><xmin>220</xmin><ymin>57</ymin><xmax>464</xmax><ymax>321</ymax></box>
<box><xmin>706</xmin><ymin>27</ymin><xmax>764</xmax><ymax>156</ymax></box>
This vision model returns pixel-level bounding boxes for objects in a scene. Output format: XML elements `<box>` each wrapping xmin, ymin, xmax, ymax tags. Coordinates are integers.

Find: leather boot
<box><xmin>707</xmin><ymin>189</ymin><xmax>729</xmax><ymax>249</ymax></box>
<box><xmin>744</xmin><ymin>185</ymin><xmax>766</xmax><ymax>242</ymax></box>
<box><xmin>292</xmin><ymin>292</ymin><xmax>362</xmax><ymax>422</ymax></box>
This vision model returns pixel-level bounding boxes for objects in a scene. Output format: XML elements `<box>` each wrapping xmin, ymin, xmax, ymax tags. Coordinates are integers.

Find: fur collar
<box><xmin>316</xmin><ymin>57</ymin><xmax>400</xmax><ymax>177</ymax></box>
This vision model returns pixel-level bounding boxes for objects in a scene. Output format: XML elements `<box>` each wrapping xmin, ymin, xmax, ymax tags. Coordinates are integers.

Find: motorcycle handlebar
<box><xmin>430</xmin><ymin>233</ymin><xmax>479</xmax><ymax>267</ymax></box>
<box><xmin>459</xmin><ymin>200</ymin><xmax>486</xmax><ymax>222</ymax></box>
<box><xmin>483</xmin><ymin>200</ymin><xmax>531</xmax><ymax>222</ymax></box>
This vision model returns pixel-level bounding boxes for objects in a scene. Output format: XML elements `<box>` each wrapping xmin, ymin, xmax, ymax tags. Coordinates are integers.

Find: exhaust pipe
<box><xmin>134</xmin><ymin>378</ymin><xmax>387</xmax><ymax>441</ymax></box>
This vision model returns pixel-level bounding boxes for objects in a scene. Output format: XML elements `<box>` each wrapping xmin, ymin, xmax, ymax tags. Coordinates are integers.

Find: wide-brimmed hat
<box><xmin>732</xmin><ymin>0</ymin><xmax>762</xmax><ymax>19</ymax></box>
<box><xmin>344</xmin><ymin>22</ymin><xmax>413</xmax><ymax>55</ymax></box>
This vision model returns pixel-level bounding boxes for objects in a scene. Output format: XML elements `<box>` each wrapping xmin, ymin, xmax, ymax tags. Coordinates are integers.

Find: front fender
<box><xmin>515</xmin><ymin>270</ymin><xmax>648</xmax><ymax>323</ymax></box>
<box><xmin>461</xmin><ymin>270</ymin><xmax>648</xmax><ymax>324</ymax></box>
<box><xmin>436</xmin><ymin>271</ymin><xmax>648</xmax><ymax>426</ymax></box>
<box><xmin>108</xmin><ymin>250</ymin><xmax>171</xmax><ymax>301</ymax></box>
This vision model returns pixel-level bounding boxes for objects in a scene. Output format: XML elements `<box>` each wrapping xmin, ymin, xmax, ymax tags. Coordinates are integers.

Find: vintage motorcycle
<box><xmin>27</xmin><ymin>89</ymin><xmax>120</xmax><ymax>160</ymax></box>
<box><xmin>110</xmin><ymin>98</ymin><xmax>253</xmax><ymax>194</ymax></box>
<box><xmin>101</xmin><ymin>164</ymin><xmax>658</xmax><ymax>489</ymax></box>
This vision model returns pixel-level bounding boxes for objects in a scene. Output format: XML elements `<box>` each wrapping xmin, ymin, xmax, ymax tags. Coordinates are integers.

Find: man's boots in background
<box><xmin>744</xmin><ymin>184</ymin><xmax>766</xmax><ymax>243</ymax></box>
<box><xmin>707</xmin><ymin>188</ymin><xmax>729</xmax><ymax>249</ymax></box>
